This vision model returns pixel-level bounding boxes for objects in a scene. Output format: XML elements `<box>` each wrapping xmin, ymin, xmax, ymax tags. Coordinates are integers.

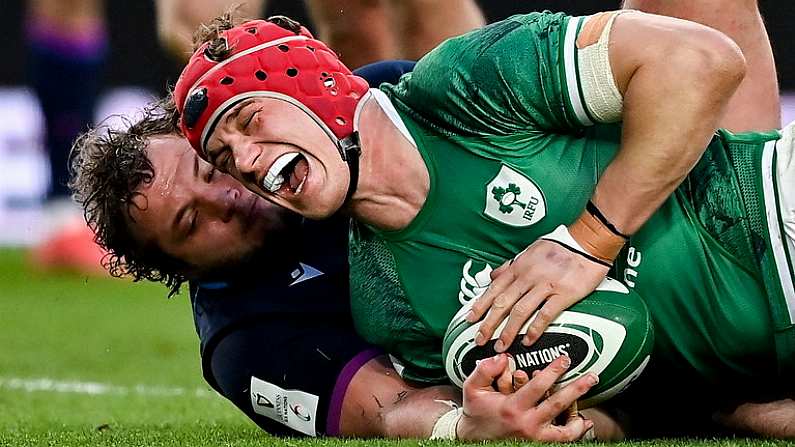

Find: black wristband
<box><xmin>586</xmin><ymin>201</ymin><xmax>630</xmax><ymax>239</ymax></box>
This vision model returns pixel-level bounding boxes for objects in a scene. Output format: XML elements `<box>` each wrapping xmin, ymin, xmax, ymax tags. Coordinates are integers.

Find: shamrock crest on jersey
<box><xmin>484</xmin><ymin>165</ymin><xmax>546</xmax><ymax>227</ymax></box>
<box><xmin>493</xmin><ymin>183</ymin><xmax>525</xmax><ymax>214</ymax></box>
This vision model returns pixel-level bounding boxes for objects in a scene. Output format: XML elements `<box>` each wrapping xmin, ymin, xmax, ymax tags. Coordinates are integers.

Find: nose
<box><xmin>198</xmin><ymin>184</ymin><xmax>241</xmax><ymax>223</ymax></box>
<box><xmin>233</xmin><ymin>142</ymin><xmax>262</xmax><ymax>186</ymax></box>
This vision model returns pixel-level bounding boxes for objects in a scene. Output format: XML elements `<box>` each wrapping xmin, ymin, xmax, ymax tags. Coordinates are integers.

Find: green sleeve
<box><xmin>383</xmin><ymin>12</ymin><xmax>597</xmax><ymax>137</ymax></box>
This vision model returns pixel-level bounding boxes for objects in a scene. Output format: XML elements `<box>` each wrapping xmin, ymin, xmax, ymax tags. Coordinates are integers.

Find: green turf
<box><xmin>1</xmin><ymin>248</ymin><xmax>792</xmax><ymax>447</ymax></box>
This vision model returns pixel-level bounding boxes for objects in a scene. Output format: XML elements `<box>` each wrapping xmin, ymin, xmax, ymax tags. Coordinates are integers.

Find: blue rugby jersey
<box><xmin>190</xmin><ymin>215</ymin><xmax>379</xmax><ymax>436</ymax></box>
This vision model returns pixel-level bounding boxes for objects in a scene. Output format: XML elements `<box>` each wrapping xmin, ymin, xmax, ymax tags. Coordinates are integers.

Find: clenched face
<box><xmin>203</xmin><ymin>98</ymin><xmax>351</xmax><ymax>220</ymax></box>
<box><xmin>128</xmin><ymin>135</ymin><xmax>295</xmax><ymax>274</ymax></box>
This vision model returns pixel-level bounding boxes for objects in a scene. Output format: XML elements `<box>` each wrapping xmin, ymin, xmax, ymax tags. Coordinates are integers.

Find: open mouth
<box><xmin>262</xmin><ymin>152</ymin><xmax>308</xmax><ymax>195</ymax></box>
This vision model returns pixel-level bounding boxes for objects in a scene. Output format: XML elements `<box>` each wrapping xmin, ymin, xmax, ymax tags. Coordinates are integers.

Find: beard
<box><xmin>195</xmin><ymin>211</ymin><xmax>304</xmax><ymax>284</ymax></box>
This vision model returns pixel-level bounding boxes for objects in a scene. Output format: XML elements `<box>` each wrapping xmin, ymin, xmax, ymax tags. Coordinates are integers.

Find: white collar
<box><xmin>354</xmin><ymin>88</ymin><xmax>417</xmax><ymax>147</ymax></box>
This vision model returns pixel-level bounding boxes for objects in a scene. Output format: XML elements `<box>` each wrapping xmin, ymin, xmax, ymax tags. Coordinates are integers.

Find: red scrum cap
<box><xmin>173</xmin><ymin>17</ymin><xmax>369</xmax><ymax>159</ymax></box>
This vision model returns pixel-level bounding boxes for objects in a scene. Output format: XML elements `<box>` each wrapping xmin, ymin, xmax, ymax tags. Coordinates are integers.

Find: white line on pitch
<box><xmin>0</xmin><ymin>377</ymin><xmax>215</xmax><ymax>398</ymax></box>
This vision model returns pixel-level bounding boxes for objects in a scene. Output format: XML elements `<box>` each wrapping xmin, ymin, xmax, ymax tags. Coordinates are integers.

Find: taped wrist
<box><xmin>565</xmin><ymin>201</ymin><xmax>628</xmax><ymax>265</ymax></box>
<box><xmin>430</xmin><ymin>406</ymin><xmax>463</xmax><ymax>440</ymax></box>
<box><xmin>541</xmin><ymin>225</ymin><xmax>614</xmax><ymax>268</ymax></box>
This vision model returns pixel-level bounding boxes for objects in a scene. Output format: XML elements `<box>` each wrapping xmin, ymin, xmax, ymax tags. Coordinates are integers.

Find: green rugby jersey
<box><xmin>349</xmin><ymin>12</ymin><xmax>795</xmax><ymax>395</ymax></box>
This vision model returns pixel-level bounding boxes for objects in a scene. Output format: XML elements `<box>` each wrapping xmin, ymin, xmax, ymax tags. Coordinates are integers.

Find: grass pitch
<box><xmin>1</xmin><ymin>248</ymin><xmax>793</xmax><ymax>447</ymax></box>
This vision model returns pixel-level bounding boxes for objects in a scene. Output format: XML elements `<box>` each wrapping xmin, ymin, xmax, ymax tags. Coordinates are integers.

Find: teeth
<box><xmin>265</xmin><ymin>176</ymin><xmax>284</xmax><ymax>193</ymax></box>
<box><xmin>263</xmin><ymin>152</ymin><xmax>300</xmax><ymax>192</ymax></box>
<box><xmin>295</xmin><ymin>175</ymin><xmax>307</xmax><ymax>194</ymax></box>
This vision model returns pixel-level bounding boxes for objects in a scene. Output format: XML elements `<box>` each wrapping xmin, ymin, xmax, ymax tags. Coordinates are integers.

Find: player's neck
<box><xmin>350</xmin><ymin>96</ymin><xmax>430</xmax><ymax>232</ymax></box>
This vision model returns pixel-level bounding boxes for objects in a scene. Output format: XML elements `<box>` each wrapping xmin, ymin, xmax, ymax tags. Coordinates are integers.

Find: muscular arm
<box><xmin>339</xmin><ymin>354</ymin><xmax>599</xmax><ymax>441</ymax></box>
<box><xmin>596</xmin><ymin>11</ymin><xmax>746</xmax><ymax>234</ymax></box>
<box><xmin>470</xmin><ymin>11</ymin><xmax>747</xmax><ymax>347</ymax></box>
<box><xmin>622</xmin><ymin>0</ymin><xmax>780</xmax><ymax>132</ymax></box>
<box><xmin>338</xmin><ymin>356</ymin><xmax>458</xmax><ymax>437</ymax></box>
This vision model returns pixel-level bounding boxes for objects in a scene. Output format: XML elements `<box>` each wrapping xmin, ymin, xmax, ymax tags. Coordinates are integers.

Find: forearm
<box><xmin>382</xmin><ymin>385</ymin><xmax>625</xmax><ymax>441</ymax></box>
<box><xmin>592</xmin><ymin>12</ymin><xmax>745</xmax><ymax>234</ymax></box>
<box><xmin>715</xmin><ymin>399</ymin><xmax>795</xmax><ymax>438</ymax></box>
<box><xmin>341</xmin><ymin>354</ymin><xmax>602</xmax><ymax>441</ymax></box>
<box><xmin>338</xmin><ymin>356</ymin><xmax>460</xmax><ymax>438</ymax></box>
<box><xmin>380</xmin><ymin>386</ymin><xmax>461</xmax><ymax>438</ymax></box>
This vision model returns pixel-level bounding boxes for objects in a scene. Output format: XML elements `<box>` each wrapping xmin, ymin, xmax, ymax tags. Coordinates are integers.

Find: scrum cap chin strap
<box><xmin>338</xmin><ymin>133</ymin><xmax>361</xmax><ymax>204</ymax></box>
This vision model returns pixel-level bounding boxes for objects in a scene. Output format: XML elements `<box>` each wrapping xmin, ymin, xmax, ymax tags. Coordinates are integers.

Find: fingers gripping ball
<box><xmin>444</xmin><ymin>277</ymin><xmax>654</xmax><ymax>408</ymax></box>
<box><xmin>174</xmin><ymin>17</ymin><xmax>369</xmax><ymax>155</ymax></box>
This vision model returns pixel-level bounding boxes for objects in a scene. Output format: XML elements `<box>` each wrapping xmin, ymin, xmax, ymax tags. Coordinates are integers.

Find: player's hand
<box><xmin>466</xmin><ymin>239</ymin><xmax>609</xmax><ymax>351</ymax></box>
<box><xmin>457</xmin><ymin>353</ymin><xmax>597</xmax><ymax>441</ymax></box>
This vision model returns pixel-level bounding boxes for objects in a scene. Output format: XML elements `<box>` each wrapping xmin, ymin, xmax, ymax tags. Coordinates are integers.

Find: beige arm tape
<box><xmin>576</xmin><ymin>11</ymin><xmax>633</xmax><ymax>123</ymax></box>
<box><xmin>430</xmin><ymin>404</ymin><xmax>463</xmax><ymax>439</ymax></box>
<box><xmin>569</xmin><ymin>210</ymin><xmax>627</xmax><ymax>263</ymax></box>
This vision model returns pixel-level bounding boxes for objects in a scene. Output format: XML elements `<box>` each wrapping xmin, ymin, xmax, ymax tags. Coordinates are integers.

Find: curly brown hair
<box><xmin>192</xmin><ymin>10</ymin><xmax>303</xmax><ymax>62</ymax></box>
<box><xmin>69</xmin><ymin>97</ymin><xmax>189</xmax><ymax>295</ymax></box>
<box><xmin>68</xmin><ymin>12</ymin><xmax>307</xmax><ymax>295</ymax></box>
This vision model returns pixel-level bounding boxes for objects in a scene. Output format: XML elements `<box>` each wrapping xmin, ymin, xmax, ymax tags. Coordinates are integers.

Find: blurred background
<box><xmin>0</xmin><ymin>1</ymin><xmax>793</xmax><ymax>443</ymax></box>
<box><xmin>0</xmin><ymin>0</ymin><xmax>793</xmax><ymax>248</ymax></box>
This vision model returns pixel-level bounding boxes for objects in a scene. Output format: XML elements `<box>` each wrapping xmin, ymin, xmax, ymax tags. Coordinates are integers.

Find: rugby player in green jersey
<box><xmin>173</xmin><ymin>0</ymin><xmax>794</xmax><ymax>438</ymax></box>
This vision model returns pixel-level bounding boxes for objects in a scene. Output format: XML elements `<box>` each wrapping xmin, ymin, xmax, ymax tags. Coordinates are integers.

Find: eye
<box><xmin>211</xmin><ymin>146</ymin><xmax>232</xmax><ymax>173</ymax></box>
<box><xmin>243</xmin><ymin>108</ymin><xmax>261</xmax><ymax>129</ymax></box>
